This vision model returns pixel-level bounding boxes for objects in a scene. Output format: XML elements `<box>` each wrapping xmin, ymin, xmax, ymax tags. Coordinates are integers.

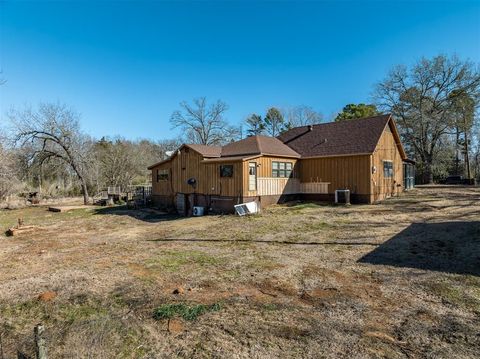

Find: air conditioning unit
<box><xmin>234</xmin><ymin>201</ymin><xmax>259</xmax><ymax>216</ymax></box>
<box><xmin>335</xmin><ymin>189</ymin><xmax>350</xmax><ymax>205</ymax></box>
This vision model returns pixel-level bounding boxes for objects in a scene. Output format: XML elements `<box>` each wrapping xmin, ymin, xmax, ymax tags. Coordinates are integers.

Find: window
<box><xmin>272</xmin><ymin>161</ymin><xmax>293</xmax><ymax>178</ymax></box>
<box><xmin>220</xmin><ymin>165</ymin><xmax>233</xmax><ymax>177</ymax></box>
<box><xmin>157</xmin><ymin>169</ymin><xmax>169</xmax><ymax>181</ymax></box>
<box><xmin>248</xmin><ymin>162</ymin><xmax>257</xmax><ymax>191</ymax></box>
<box><xmin>383</xmin><ymin>161</ymin><xmax>393</xmax><ymax>178</ymax></box>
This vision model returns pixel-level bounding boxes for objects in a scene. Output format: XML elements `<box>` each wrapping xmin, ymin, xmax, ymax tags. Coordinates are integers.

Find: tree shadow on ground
<box><xmin>92</xmin><ymin>206</ymin><xmax>181</xmax><ymax>223</ymax></box>
<box><xmin>358</xmin><ymin>221</ymin><xmax>480</xmax><ymax>276</ymax></box>
<box><xmin>386</xmin><ymin>194</ymin><xmax>480</xmax><ymax>214</ymax></box>
<box><xmin>148</xmin><ymin>238</ymin><xmax>380</xmax><ymax>246</ymax></box>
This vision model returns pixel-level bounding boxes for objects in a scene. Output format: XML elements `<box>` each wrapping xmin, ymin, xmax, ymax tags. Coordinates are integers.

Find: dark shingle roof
<box><xmin>278</xmin><ymin>114</ymin><xmax>392</xmax><ymax>157</ymax></box>
<box><xmin>148</xmin><ymin>136</ymin><xmax>298</xmax><ymax>169</ymax></box>
<box><xmin>186</xmin><ymin>144</ymin><xmax>222</xmax><ymax>157</ymax></box>
<box><xmin>221</xmin><ymin>135</ymin><xmax>300</xmax><ymax>158</ymax></box>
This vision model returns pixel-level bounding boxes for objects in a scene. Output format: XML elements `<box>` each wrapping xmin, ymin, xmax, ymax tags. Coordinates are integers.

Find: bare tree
<box><xmin>154</xmin><ymin>138</ymin><xmax>183</xmax><ymax>159</ymax></box>
<box><xmin>0</xmin><ymin>143</ymin><xmax>19</xmax><ymax>201</ymax></box>
<box><xmin>469</xmin><ymin>122</ymin><xmax>480</xmax><ymax>181</ymax></box>
<box><xmin>0</xmin><ymin>75</ymin><xmax>11</xmax><ymax>199</ymax></box>
<box><xmin>9</xmin><ymin>103</ymin><xmax>92</xmax><ymax>204</ymax></box>
<box><xmin>89</xmin><ymin>137</ymin><xmax>184</xmax><ymax>192</ymax></box>
<box><xmin>375</xmin><ymin>55</ymin><xmax>480</xmax><ymax>183</ymax></box>
<box><xmin>94</xmin><ymin>138</ymin><xmax>138</xmax><ymax>188</ymax></box>
<box><xmin>450</xmin><ymin>90</ymin><xmax>476</xmax><ymax>179</ymax></box>
<box><xmin>170</xmin><ymin>97</ymin><xmax>236</xmax><ymax>145</ymax></box>
<box><xmin>283</xmin><ymin>105</ymin><xmax>323</xmax><ymax>127</ymax></box>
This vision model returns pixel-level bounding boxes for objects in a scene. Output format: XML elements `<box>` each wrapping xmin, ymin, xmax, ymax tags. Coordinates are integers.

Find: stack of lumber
<box><xmin>48</xmin><ymin>205</ymin><xmax>96</xmax><ymax>212</ymax></box>
<box><xmin>5</xmin><ymin>218</ymin><xmax>38</xmax><ymax>237</ymax></box>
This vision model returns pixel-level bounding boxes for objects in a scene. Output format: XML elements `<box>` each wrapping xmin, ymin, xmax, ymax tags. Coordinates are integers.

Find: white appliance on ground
<box><xmin>234</xmin><ymin>201</ymin><xmax>259</xmax><ymax>216</ymax></box>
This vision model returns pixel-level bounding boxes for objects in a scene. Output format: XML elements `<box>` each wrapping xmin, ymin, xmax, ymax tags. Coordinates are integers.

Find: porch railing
<box><xmin>256</xmin><ymin>177</ymin><xmax>329</xmax><ymax>196</ymax></box>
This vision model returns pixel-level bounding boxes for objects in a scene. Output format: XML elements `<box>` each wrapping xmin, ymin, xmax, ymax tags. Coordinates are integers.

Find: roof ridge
<box><xmin>255</xmin><ymin>135</ymin><xmax>263</xmax><ymax>154</ymax></box>
<box><xmin>220</xmin><ymin>134</ymin><xmax>300</xmax><ymax>158</ymax></box>
<box><xmin>285</xmin><ymin>114</ymin><xmax>391</xmax><ymax>132</ymax></box>
<box><xmin>188</xmin><ymin>143</ymin><xmax>221</xmax><ymax>148</ymax></box>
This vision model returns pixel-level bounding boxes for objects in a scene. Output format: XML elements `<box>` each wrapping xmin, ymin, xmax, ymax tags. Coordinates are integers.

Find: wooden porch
<box><xmin>256</xmin><ymin>177</ymin><xmax>329</xmax><ymax>196</ymax></box>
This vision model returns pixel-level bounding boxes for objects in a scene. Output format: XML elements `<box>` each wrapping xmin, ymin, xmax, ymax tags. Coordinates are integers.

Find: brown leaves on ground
<box><xmin>0</xmin><ymin>186</ymin><xmax>479</xmax><ymax>358</ymax></box>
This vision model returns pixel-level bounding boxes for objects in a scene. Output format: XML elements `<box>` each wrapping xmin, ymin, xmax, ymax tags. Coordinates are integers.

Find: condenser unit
<box><xmin>335</xmin><ymin>189</ymin><xmax>350</xmax><ymax>205</ymax></box>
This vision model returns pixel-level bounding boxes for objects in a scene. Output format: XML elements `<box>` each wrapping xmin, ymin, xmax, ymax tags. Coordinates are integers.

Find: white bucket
<box><xmin>193</xmin><ymin>206</ymin><xmax>205</xmax><ymax>216</ymax></box>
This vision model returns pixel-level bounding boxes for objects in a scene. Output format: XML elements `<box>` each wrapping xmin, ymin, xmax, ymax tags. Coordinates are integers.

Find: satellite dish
<box><xmin>187</xmin><ymin>177</ymin><xmax>197</xmax><ymax>188</ymax></box>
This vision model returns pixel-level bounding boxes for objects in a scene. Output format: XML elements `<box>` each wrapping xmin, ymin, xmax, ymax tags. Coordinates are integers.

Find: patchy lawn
<box><xmin>0</xmin><ymin>186</ymin><xmax>479</xmax><ymax>358</ymax></box>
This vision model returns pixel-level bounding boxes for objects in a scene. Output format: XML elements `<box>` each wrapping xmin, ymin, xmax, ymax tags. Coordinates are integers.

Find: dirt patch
<box><xmin>167</xmin><ymin>318</ymin><xmax>184</xmax><ymax>333</ymax></box>
<box><xmin>0</xmin><ymin>187</ymin><xmax>479</xmax><ymax>358</ymax></box>
<box><xmin>37</xmin><ymin>291</ymin><xmax>57</xmax><ymax>302</ymax></box>
<box><xmin>301</xmin><ymin>287</ymin><xmax>339</xmax><ymax>302</ymax></box>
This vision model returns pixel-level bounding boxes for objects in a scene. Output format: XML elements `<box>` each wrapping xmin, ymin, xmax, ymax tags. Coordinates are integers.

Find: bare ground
<box><xmin>0</xmin><ymin>186</ymin><xmax>479</xmax><ymax>358</ymax></box>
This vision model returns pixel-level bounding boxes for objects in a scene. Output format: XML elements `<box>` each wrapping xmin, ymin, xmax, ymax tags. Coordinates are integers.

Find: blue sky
<box><xmin>1</xmin><ymin>0</ymin><xmax>479</xmax><ymax>140</ymax></box>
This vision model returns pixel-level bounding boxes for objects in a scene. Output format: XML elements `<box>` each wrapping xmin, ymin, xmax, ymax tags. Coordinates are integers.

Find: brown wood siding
<box><xmin>150</xmin><ymin>148</ymin><xmax>244</xmax><ymax>198</ymax></box>
<box><xmin>243</xmin><ymin>156</ymin><xmax>298</xmax><ymax>197</ymax></box>
<box><xmin>370</xmin><ymin>125</ymin><xmax>403</xmax><ymax>202</ymax></box>
<box><xmin>151</xmin><ymin>161</ymin><xmax>174</xmax><ymax>196</ymax></box>
<box><xmin>150</xmin><ymin>129</ymin><xmax>403</xmax><ymax>205</ymax></box>
<box><xmin>200</xmin><ymin>161</ymin><xmax>244</xmax><ymax>197</ymax></box>
<box><xmin>171</xmin><ymin>149</ymin><xmax>204</xmax><ymax>194</ymax></box>
<box><xmin>298</xmin><ymin>155</ymin><xmax>371</xmax><ymax>195</ymax></box>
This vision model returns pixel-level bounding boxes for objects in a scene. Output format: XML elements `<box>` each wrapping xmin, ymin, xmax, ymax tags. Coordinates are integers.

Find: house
<box><xmin>148</xmin><ymin>114</ymin><xmax>415</xmax><ymax>214</ymax></box>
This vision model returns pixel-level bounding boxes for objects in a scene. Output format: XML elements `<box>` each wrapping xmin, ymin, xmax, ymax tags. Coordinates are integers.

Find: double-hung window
<box><xmin>383</xmin><ymin>161</ymin><xmax>393</xmax><ymax>178</ymax></box>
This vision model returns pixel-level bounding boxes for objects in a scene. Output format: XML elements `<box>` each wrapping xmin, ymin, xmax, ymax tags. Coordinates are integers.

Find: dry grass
<box><xmin>0</xmin><ymin>186</ymin><xmax>479</xmax><ymax>358</ymax></box>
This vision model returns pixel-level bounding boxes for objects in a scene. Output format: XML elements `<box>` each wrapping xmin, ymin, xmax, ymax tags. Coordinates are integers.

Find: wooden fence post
<box><xmin>34</xmin><ymin>324</ymin><xmax>47</xmax><ymax>359</ymax></box>
<box><xmin>0</xmin><ymin>332</ymin><xmax>4</xmax><ymax>359</ymax></box>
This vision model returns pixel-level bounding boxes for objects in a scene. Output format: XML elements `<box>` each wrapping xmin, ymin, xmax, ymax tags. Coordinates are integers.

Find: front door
<box><xmin>248</xmin><ymin>162</ymin><xmax>257</xmax><ymax>191</ymax></box>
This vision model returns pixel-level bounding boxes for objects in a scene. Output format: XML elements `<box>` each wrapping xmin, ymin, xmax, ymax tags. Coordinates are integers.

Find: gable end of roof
<box><xmin>278</xmin><ymin>114</ymin><xmax>397</xmax><ymax>158</ymax></box>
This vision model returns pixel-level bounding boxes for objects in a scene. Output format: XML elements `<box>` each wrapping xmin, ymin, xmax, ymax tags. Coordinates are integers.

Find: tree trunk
<box><xmin>80</xmin><ymin>178</ymin><xmax>89</xmax><ymax>205</ymax></box>
<box><xmin>424</xmin><ymin>159</ymin><xmax>434</xmax><ymax>184</ymax></box>
<box><xmin>464</xmin><ymin>118</ymin><xmax>471</xmax><ymax>180</ymax></box>
<box><xmin>70</xmin><ymin>161</ymin><xmax>89</xmax><ymax>205</ymax></box>
<box><xmin>455</xmin><ymin>127</ymin><xmax>460</xmax><ymax>175</ymax></box>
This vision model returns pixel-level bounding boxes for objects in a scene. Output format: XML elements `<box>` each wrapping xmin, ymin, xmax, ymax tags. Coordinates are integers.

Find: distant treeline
<box><xmin>1</xmin><ymin>54</ymin><xmax>479</xmax><ymax>203</ymax></box>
